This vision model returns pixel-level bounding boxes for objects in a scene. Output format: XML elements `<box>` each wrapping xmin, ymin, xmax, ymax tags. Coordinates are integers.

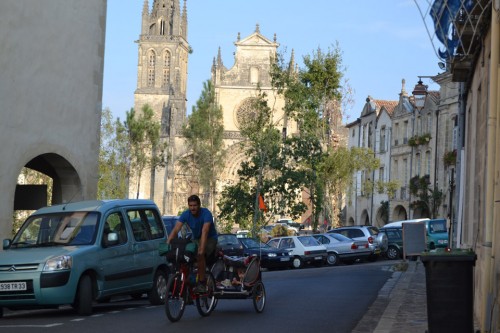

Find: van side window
<box><xmin>127</xmin><ymin>208</ymin><xmax>165</xmax><ymax>242</ymax></box>
<box><xmin>103</xmin><ymin>212</ymin><xmax>128</xmax><ymax>246</ymax></box>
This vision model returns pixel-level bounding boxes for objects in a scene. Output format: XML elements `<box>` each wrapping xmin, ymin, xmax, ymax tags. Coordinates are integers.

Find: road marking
<box><xmin>0</xmin><ymin>323</ymin><xmax>63</xmax><ymax>328</ymax></box>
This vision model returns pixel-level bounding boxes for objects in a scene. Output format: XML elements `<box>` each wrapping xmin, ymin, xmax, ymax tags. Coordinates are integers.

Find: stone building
<box><xmin>345</xmin><ymin>97</ymin><xmax>397</xmax><ymax>227</ymax></box>
<box><xmin>345</xmin><ymin>76</ymin><xmax>459</xmax><ymax>227</ymax></box>
<box><xmin>210</xmin><ymin>25</ymin><xmax>298</xmax><ymax>201</ymax></box>
<box><xmin>0</xmin><ymin>1</ymin><xmax>107</xmax><ymax>241</ymax></box>
<box><xmin>131</xmin><ymin>0</ymin><xmax>190</xmax><ymax>214</ymax></box>
<box><xmin>133</xmin><ymin>1</ymin><xmax>297</xmax><ymax>216</ymax></box>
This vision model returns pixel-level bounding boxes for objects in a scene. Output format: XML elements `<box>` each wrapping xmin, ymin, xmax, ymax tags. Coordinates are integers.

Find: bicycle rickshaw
<box><xmin>160</xmin><ymin>238</ymin><xmax>266</xmax><ymax>323</ymax></box>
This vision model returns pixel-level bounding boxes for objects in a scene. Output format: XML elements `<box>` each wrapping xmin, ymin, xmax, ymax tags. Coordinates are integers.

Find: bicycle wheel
<box><xmin>195</xmin><ymin>272</ymin><xmax>216</xmax><ymax>317</ymax></box>
<box><xmin>165</xmin><ymin>272</ymin><xmax>187</xmax><ymax>322</ymax></box>
<box><xmin>252</xmin><ymin>281</ymin><xmax>266</xmax><ymax>313</ymax></box>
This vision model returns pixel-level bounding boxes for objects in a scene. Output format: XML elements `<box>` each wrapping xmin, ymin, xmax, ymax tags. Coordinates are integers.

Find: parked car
<box><xmin>266</xmin><ymin>235</ymin><xmax>327</xmax><ymax>269</ymax></box>
<box><xmin>162</xmin><ymin>215</ymin><xmax>180</xmax><ymax>235</ymax></box>
<box><xmin>312</xmin><ymin>233</ymin><xmax>372</xmax><ymax>265</ymax></box>
<box><xmin>238</xmin><ymin>237</ymin><xmax>291</xmax><ymax>270</ymax></box>
<box><xmin>0</xmin><ymin>199</ymin><xmax>169</xmax><ymax>317</ymax></box>
<box><xmin>379</xmin><ymin>226</ymin><xmax>404</xmax><ymax>260</ymax></box>
<box><xmin>382</xmin><ymin>218</ymin><xmax>449</xmax><ymax>250</ymax></box>
<box><xmin>217</xmin><ymin>233</ymin><xmax>244</xmax><ymax>256</ymax></box>
<box><xmin>277</xmin><ymin>218</ymin><xmax>305</xmax><ymax>230</ymax></box>
<box><xmin>236</xmin><ymin>230</ymin><xmax>250</xmax><ymax>238</ymax></box>
<box><xmin>328</xmin><ymin>225</ymin><xmax>388</xmax><ymax>261</ymax></box>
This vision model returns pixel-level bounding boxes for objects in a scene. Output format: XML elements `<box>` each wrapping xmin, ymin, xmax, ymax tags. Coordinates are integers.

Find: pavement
<box><xmin>352</xmin><ymin>258</ymin><xmax>429</xmax><ymax>333</ymax></box>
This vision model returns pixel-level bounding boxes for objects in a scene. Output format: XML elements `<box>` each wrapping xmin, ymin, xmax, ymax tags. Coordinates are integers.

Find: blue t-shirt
<box><xmin>179</xmin><ymin>207</ymin><xmax>218</xmax><ymax>240</ymax></box>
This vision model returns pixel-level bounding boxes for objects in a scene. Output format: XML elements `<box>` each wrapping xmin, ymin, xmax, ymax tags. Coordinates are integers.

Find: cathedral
<box><xmin>133</xmin><ymin>0</ymin><xmax>297</xmax><ymax>216</ymax></box>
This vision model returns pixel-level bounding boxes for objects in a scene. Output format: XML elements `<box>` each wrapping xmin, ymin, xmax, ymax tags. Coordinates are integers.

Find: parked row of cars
<box><xmin>218</xmin><ymin>229</ymin><xmax>379</xmax><ymax>269</ymax></box>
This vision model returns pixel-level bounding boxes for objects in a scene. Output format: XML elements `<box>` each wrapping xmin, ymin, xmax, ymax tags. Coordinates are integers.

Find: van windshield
<box><xmin>428</xmin><ymin>219</ymin><xmax>447</xmax><ymax>233</ymax></box>
<box><xmin>12</xmin><ymin>212</ymin><xmax>100</xmax><ymax>247</ymax></box>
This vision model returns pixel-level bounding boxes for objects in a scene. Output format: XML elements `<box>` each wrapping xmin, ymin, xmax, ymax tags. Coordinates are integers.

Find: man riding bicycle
<box><xmin>166</xmin><ymin>194</ymin><xmax>218</xmax><ymax>293</ymax></box>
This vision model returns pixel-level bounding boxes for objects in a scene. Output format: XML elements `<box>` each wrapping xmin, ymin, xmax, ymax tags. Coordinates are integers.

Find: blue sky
<box><xmin>102</xmin><ymin>0</ymin><xmax>442</xmax><ymax>123</ymax></box>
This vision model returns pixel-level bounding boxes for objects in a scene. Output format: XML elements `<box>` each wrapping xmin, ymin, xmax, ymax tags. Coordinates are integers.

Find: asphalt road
<box><xmin>0</xmin><ymin>260</ymin><xmax>394</xmax><ymax>333</ymax></box>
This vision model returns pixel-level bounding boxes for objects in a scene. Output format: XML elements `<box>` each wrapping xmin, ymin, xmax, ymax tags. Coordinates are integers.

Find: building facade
<box><xmin>133</xmin><ymin>1</ymin><xmax>297</xmax><ymax>216</ymax></box>
<box><xmin>0</xmin><ymin>1</ymin><xmax>107</xmax><ymax>241</ymax></box>
<box><xmin>345</xmin><ymin>76</ymin><xmax>459</xmax><ymax>228</ymax></box>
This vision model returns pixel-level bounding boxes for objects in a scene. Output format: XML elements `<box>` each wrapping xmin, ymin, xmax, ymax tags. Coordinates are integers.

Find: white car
<box><xmin>266</xmin><ymin>235</ymin><xmax>327</xmax><ymax>268</ymax></box>
<box><xmin>276</xmin><ymin>222</ymin><xmax>299</xmax><ymax>235</ymax></box>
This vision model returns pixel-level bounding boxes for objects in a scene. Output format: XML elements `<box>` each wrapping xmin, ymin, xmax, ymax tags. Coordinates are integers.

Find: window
<box><xmin>127</xmin><ymin>208</ymin><xmax>164</xmax><ymax>242</ymax></box>
<box><xmin>426</xmin><ymin>151</ymin><xmax>431</xmax><ymax>175</ymax></box>
<box><xmin>394</xmin><ymin>122</ymin><xmax>399</xmax><ymax>145</ymax></box>
<box><xmin>162</xmin><ymin>50</ymin><xmax>171</xmax><ymax>87</ymax></box>
<box><xmin>103</xmin><ymin>212</ymin><xmax>128</xmax><ymax>246</ymax></box>
<box><xmin>380</xmin><ymin>126</ymin><xmax>386</xmax><ymax>152</ymax></box>
<box><xmin>147</xmin><ymin>51</ymin><xmax>156</xmax><ymax>87</ymax></box>
<box><xmin>415</xmin><ymin>153</ymin><xmax>421</xmax><ymax>176</ymax></box>
<box><xmin>379</xmin><ymin>167</ymin><xmax>384</xmax><ymax>182</ymax></box>
<box><xmin>403</xmin><ymin>121</ymin><xmax>408</xmax><ymax>143</ymax></box>
<box><xmin>250</xmin><ymin>67</ymin><xmax>259</xmax><ymax>84</ymax></box>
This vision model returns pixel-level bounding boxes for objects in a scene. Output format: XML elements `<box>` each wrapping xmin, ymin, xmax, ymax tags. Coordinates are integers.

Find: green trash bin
<box><xmin>421</xmin><ymin>248</ymin><xmax>476</xmax><ymax>333</ymax></box>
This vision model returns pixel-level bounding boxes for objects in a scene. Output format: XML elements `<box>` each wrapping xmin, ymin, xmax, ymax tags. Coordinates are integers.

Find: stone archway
<box><xmin>391</xmin><ymin>204</ymin><xmax>408</xmax><ymax>222</ymax></box>
<box><xmin>18</xmin><ymin>153</ymin><xmax>83</xmax><ymax>209</ymax></box>
<box><xmin>374</xmin><ymin>206</ymin><xmax>386</xmax><ymax>228</ymax></box>
<box><xmin>360</xmin><ymin>209</ymin><xmax>370</xmax><ymax>225</ymax></box>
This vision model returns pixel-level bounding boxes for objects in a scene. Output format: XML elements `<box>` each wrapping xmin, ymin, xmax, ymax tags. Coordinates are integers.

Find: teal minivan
<box><xmin>381</xmin><ymin>218</ymin><xmax>449</xmax><ymax>252</ymax></box>
<box><xmin>0</xmin><ymin>200</ymin><xmax>169</xmax><ymax>317</ymax></box>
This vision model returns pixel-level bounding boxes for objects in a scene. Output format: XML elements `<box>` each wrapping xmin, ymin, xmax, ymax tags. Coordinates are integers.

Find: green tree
<box><xmin>124</xmin><ymin>104</ymin><xmax>167</xmax><ymax>199</ymax></box>
<box><xmin>98</xmin><ymin>108</ymin><xmax>128</xmax><ymax>199</ymax></box>
<box><xmin>270</xmin><ymin>45</ymin><xmax>347</xmax><ymax>231</ymax></box>
<box><xmin>182</xmin><ymin>80</ymin><xmax>225</xmax><ymax>212</ymax></box>
<box><xmin>217</xmin><ymin>91</ymin><xmax>308</xmax><ymax>234</ymax></box>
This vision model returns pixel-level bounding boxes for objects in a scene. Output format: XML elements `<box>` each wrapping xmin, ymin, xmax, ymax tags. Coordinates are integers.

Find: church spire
<box><xmin>400</xmin><ymin>78</ymin><xmax>408</xmax><ymax>97</ymax></box>
<box><xmin>217</xmin><ymin>47</ymin><xmax>223</xmax><ymax>67</ymax></box>
<box><xmin>181</xmin><ymin>0</ymin><xmax>188</xmax><ymax>39</ymax></box>
<box><xmin>142</xmin><ymin>0</ymin><xmax>149</xmax><ymax>16</ymax></box>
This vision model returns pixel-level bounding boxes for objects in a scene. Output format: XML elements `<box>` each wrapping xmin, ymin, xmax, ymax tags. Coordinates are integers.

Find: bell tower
<box><xmin>133</xmin><ymin>0</ymin><xmax>189</xmax><ymax>212</ymax></box>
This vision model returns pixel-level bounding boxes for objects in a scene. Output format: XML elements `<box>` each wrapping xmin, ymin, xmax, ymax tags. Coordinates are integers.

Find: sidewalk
<box><xmin>352</xmin><ymin>259</ymin><xmax>428</xmax><ymax>333</ymax></box>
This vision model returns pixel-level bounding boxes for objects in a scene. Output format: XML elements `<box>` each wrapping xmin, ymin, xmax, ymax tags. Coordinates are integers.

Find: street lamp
<box><xmin>412</xmin><ymin>78</ymin><xmax>428</xmax><ymax>111</ymax></box>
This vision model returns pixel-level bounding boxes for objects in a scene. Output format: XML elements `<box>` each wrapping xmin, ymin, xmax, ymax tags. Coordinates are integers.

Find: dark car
<box><xmin>379</xmin><ymin>226</ymin><xmax>404</xmax><ymax>260</ymax></box>
<box><xmin>238</xmin><ymin>237</ymin><xmax>291</xmax><ymax>270</ymax></box>
<box><xmin>162</xmin><ymin>215</ymin><xmax>180</xmax><ymax>235</ymax></box>
<box><xmin>217</xmin><ymin>233</ymin><xmax>244</xmax><ymax>256</ymax></box>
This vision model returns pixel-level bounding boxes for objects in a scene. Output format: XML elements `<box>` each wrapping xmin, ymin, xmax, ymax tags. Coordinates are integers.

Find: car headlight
<box><xmin>44</xmin><ymin>255</ymin><xmax>72</xmax><ymax>271</ymax></box>
<box><xmin>268</xmin><ymin>253</ymin><xmax>277</xmax><ymax>257</ymax></box>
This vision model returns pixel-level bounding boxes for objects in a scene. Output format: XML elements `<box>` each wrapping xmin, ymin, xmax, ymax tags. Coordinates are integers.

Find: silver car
<box><xmin>313</xmin><ymin>233</ymin><xmax>372</xmax><ymax>265</ymax></box>
<box><xmin>328</xmin><ymin>226</ymin><xmax>388</xmax><ymax>261</ymax></box>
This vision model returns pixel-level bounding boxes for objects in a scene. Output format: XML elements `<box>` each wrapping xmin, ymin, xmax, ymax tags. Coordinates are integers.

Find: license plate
<box><xmin>280</xmin><ymin>257</ymin><xmax>290</xmax><ymax>261</ymax></box>
<box><xmin>314</xmin><ymin>256</ymin><xmax>322</xmax><ymax>260</ymax></box>
<box><xmin>0</xmin><ymin>281</ymin><xmax>27</xmax><ymax>291</ymax></box>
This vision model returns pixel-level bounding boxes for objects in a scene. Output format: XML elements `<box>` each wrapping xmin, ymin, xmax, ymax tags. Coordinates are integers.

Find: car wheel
<box><xmin>291</xmin><ymin>256</ymin><xmax>303</xmax><ymax>269</ymax></box>
<box><xmin>74</xmin><ymin>275</ymin><xmax>93</xmax><ymax>316</ymax></box>
<box><xmin>386</xmin><ymin>246</ymin><xmax>400</xmax><ymax>260</ymax></box>
<box><xmin>148</xmin><ymin>269</ymin><xmax>167</xmax><ymax>305</ymax></box>
<box><xmin>326</xmin><ymin>252</ymin><xmax>339</xmax><ymax>266</ymax></box>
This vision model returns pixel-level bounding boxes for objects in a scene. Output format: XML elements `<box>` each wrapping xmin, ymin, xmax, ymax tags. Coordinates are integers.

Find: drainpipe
<box><xmin>481</xmin><ymin>4</ymin><xmax>499</xmax><ymax>331</ymax></box>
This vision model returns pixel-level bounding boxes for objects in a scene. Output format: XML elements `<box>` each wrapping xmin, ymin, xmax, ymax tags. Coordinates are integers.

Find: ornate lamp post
<box><xmin>412</xmin><ymin>78</ymin><xmax>428</xmax><ymax>111</ymax></box>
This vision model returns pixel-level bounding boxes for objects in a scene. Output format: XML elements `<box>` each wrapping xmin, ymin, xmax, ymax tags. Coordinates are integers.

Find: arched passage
<box><xmin>391</xmin><ymin>205</ymin><xmax>408</xmax><ymax>222</ymax></box>
<box><xmin>360</xmin><ymin>209</ymin><xmax>370</xmax><ymax>225</ymax></box>
<box><xmin>16</xmin><ymin>153</ymin><xmax>82</xmax><ymax>210</ymax></box>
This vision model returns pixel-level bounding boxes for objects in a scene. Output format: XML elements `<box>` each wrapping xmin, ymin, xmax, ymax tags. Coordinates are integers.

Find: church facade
<box><xmin>133</xmin><ymin>1</ymin><xmax>296</xmax><ymax>216</ymax></box>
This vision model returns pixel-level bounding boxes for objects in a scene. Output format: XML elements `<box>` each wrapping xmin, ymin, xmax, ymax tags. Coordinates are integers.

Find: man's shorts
<box><xmin>193</xmin><ymin>237</ymin><xmax>218</xmax><ymax>258</ymax></box>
